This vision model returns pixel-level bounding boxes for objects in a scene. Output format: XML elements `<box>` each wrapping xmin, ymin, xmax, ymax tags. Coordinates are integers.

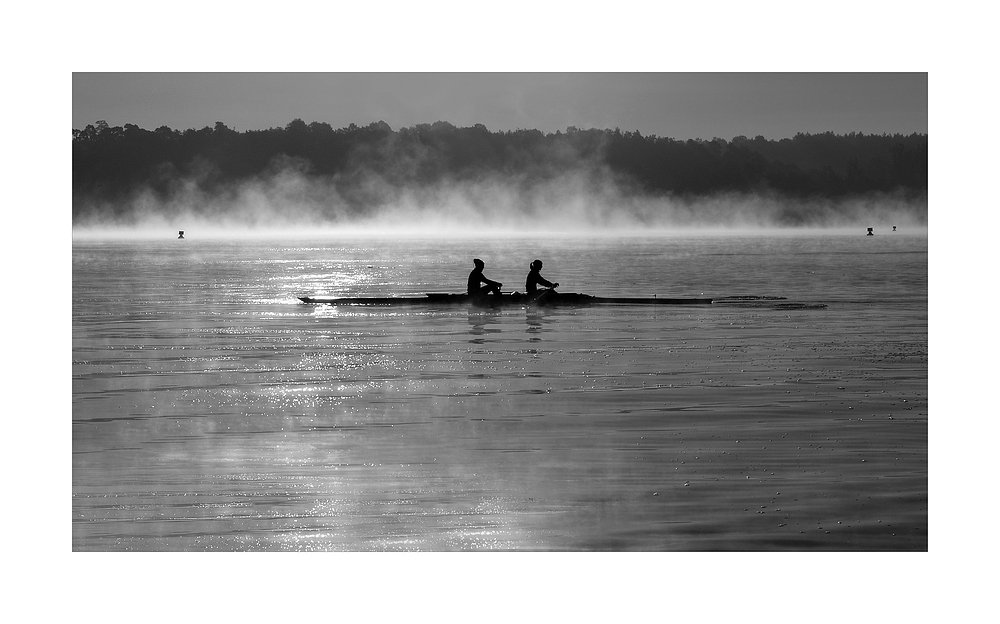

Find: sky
<box><xmin>73</xmin><ymin>72</ymin><xmax>927</xmax><ymax>141</ymax></box>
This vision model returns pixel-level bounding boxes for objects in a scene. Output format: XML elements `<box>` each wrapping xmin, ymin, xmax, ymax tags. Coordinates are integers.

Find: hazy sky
<box><xmin>72</xmin><ymin>73</ymin><xmax>927</xmax><ymax>141</ymax></box>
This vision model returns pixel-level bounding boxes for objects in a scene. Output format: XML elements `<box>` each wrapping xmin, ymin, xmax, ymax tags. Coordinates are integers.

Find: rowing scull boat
<box><xmin>299</xmin><ymin>291</ymin><xmax>714</xmax><ymax>306</ymax></box>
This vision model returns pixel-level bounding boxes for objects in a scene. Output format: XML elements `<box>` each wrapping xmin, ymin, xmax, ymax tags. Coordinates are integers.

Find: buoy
<box><xmin>892</xmin><ymin>225</ymin><xmax>897</xmax><ymax>231</ymax></box>
<box><xmin>866</xmin><ymin>227</ymin><xmax>874</xmax><ymax>236</ymax></box>
<box><xmin>178</xmin><ymin>230</ymin><xmax>185</xmax><ymax>239</ymax></box>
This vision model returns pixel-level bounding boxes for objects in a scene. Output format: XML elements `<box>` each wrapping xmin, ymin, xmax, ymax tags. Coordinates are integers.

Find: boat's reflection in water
<box><xmin>467</xmin><ymin>306</ymin><xmax>556</xmax><ymax>344</ymax></box>
<box><xmin>525</xmin><ymin>307</ymin><xmax>553</xmax><ymax>341</ymax></box>
<box><xmin>467</xmin><ymin>309</ymin><xmax>502</xmax><ymax>343</ymax></box>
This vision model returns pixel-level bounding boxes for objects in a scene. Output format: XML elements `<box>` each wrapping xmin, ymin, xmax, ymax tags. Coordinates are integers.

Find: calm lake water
<box><xmin>72</xmin><ymin>232</ymin><xmax>927</xmax><ymax>551</ymax></box>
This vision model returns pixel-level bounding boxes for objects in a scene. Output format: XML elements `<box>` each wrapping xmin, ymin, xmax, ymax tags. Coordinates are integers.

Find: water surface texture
<box><xmin>73</xmin><ymin>234</ymin><xmax>927</xmax><ymax>550</ymax></box>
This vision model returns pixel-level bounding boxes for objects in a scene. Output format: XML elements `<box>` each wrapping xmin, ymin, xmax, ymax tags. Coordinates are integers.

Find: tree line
<box><xmin>72</xmin><ymin>119</ymin><xmax>927</xmax><ymax>219</ymax></box>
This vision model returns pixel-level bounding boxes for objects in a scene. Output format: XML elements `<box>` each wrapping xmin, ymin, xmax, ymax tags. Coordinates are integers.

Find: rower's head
<box><xmin>530</xmin><ymin>259</ymin><xmax>542</xmax><ymax>270</ymax></box>
<box><xmin>473</xmin><ymin>258</ymin><xmax>485</xmax><ymax>269</ymax></box>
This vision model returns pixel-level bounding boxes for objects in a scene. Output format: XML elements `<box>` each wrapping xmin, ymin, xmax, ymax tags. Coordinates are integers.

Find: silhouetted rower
<box><xmin>468</xmin><ymin>258</ymin><xmax>502</xmax><ymax>296</ymax></box>
<box><xmin>526</xmin><ymin>259</ymin><xmax>559</xmax><ymax>293</ymax></box>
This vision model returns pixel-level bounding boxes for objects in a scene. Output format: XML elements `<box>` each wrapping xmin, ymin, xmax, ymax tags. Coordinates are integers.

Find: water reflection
<box><xmin>467</xmin><ymin>310</ymin><xmax>502</xmax><ymax>343</ymax></box>
<box><xmin>525</xmin><ymin>308</ymin><xmax>551</xmax><ymax>341</ymax></box>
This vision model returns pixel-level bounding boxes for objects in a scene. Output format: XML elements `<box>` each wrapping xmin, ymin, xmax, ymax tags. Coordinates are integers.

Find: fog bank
<box><xmin>72</xmin><ymin>161</ymin><xmax>926</xmax><ymax>239</ymax></box>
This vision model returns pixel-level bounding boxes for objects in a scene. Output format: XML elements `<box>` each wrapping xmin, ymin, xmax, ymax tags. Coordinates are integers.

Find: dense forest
<box><xmin>72</xmin><ymin>119</ymin><xmax>927</xmax><ymax>226</ymax></box>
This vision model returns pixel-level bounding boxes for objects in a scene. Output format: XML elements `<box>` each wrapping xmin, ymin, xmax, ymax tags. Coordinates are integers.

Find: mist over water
<box><xmin>72</xmin><ymin>162</ymin><xmax>927</xmax><ymax>239</ymax></box>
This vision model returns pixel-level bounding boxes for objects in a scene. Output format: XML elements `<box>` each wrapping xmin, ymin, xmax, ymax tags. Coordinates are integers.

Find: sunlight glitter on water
<box><xmin>73</xmin><ymin>234</ymin><xmax>927</xmax><ymax>551</ymax></box>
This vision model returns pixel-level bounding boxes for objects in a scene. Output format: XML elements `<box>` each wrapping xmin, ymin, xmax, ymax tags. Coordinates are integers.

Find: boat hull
<box><xmin>298</xmin><ymin>292</ymin><xmax>713</xmax><ymax>306</ymax></box>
